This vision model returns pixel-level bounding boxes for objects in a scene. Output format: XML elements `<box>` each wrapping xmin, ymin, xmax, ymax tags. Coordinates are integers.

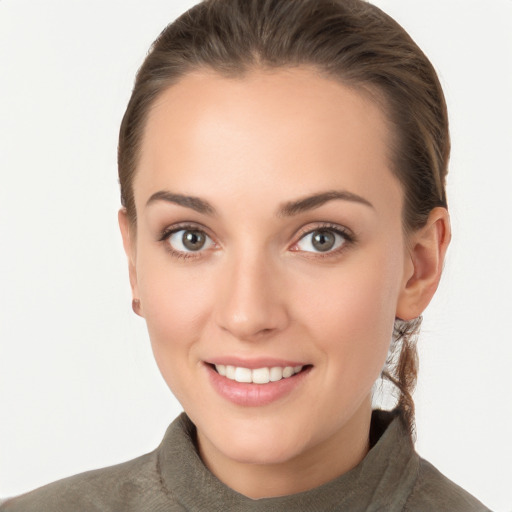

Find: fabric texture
<box><xmin>1</xmin><ymin>410</ymin><xmax>491</xmax><ymax>511</ymax></box>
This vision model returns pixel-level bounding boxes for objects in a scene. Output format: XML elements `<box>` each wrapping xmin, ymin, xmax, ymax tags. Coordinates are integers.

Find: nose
<box><xmin>214</xmin><ymin>251</ymin><xmax>289</xmax><ymax>341</ymax></box>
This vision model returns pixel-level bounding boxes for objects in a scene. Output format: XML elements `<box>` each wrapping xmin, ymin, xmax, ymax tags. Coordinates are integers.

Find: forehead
<box><xmin>135</xmin><ymin>67</ymin><xmax>401</xmax><ymax>214</ymax></box>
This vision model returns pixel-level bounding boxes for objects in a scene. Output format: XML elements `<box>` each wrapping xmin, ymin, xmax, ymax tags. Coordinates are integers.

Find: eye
<box><xmin>295</xmin><ymin>228</ymin><xmax>349</xmax><ymax>254</ymax></box>
<box><xmin>166</xmin><ymin>228</ymin><xmax>215</xmax><ymax>254</ymax></box>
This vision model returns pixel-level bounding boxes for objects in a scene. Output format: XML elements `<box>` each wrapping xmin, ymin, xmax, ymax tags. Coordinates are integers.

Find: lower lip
<box><xmin>205</xmin><ymin>364</ymin><xmax>311</xmax><ymax>407</ymax></box>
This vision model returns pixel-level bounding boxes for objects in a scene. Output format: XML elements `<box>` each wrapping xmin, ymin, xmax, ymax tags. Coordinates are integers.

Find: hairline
<box><xmin>127</xmin><ymin>63</ymin><xmax>404</xmax><ymax>230</ymax></box>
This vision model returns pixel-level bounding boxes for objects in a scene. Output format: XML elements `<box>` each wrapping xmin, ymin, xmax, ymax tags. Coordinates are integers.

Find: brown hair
<box><xmin>118</xmin><ymin>0</ymin><xmax>450</xmax><ymax>436</ymax></box>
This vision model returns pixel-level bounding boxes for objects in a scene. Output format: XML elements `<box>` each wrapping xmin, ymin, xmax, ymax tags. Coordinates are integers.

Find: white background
<box><xmin>0</xmin><ymin>1</ymin><xmax>511</xmax><ymax>510</ymax></box>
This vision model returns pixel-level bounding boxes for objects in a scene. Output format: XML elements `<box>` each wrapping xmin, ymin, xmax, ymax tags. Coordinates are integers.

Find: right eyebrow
<box><xmin>145</xmin><ymin>191</ymin><xmax>217</xmax><ymax>216</ymax></box>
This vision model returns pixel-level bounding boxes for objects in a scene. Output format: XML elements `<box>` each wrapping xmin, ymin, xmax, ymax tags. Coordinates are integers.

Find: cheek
<box><xmin>140</xmin><ymin>274</ymin><xmax>204</xmax><ymax>344</ymax></box>
<box><xmin>295</xmin><ymin>248</ymin><xmax>403</xmax><ymax>385</ymax></box>
<box><xmin>135</xmin><ymin>251</ymin><xmax>215</xmax><ymax>382</ymax></box>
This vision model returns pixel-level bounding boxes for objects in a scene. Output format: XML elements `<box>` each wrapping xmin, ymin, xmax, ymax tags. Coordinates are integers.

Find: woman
<box><xmin>0</xmin><ymin>0</ymin><xmax>493</xmax><ymax>510</ymax></box>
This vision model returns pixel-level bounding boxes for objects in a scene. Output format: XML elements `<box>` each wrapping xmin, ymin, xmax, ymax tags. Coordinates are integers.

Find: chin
<box><xmin>197</xmin><ymin>411</ymin><xmax>315</xmax><ymax>466</ymax></box>
<box><xmin>223</xmin><ymin>433</ymin><xmax>305</xmax><ymax>465</ymax></box>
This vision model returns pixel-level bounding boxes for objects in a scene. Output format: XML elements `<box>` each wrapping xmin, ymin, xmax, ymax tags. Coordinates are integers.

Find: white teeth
<box><xmin>282</xmin><ymin>366</ymin><xmax>294</xmax><ymax>378</ymax></box>
<box><xmin>252</xmin><ymin>367</ymin><xmax>270</xmax><ymax>384</ymax></box>
<box><xmin>270</xmin><ymin>367</ymin><xmax>283</xmax><ymax>382</ymax></box>
<box><xmin>226</xmin><ymin>365</ymin><xmax>236</xmax><ymax>379</ymax></box>
<box><xmin>214</xmin><ymin>364</ymin><xmax>303</xmax><ymax>384</ymax></box>
<box><xmin>234</xmin><ymin>367</ymin><xmax>252</xmax><ymax>383</ymax></box>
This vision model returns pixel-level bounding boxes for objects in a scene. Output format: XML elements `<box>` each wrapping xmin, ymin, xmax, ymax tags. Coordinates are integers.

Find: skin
<box><xmin>119</xmin><ymin>67</ymin><xmax>450</xmax><ymax>499</ymax></box>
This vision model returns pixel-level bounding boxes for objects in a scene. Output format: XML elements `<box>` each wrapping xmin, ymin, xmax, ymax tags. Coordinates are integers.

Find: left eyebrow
<box><xmin>277</xmin><ymin>190</ymin><xmax>374</xmax><ymax>217</ymax></box>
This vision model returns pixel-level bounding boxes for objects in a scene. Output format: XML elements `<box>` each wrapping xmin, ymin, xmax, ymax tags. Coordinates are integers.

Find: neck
<box><xmin>197</xmin><ymin>397</ymin><xmax>373</xmax><ymax>499</ymax></box>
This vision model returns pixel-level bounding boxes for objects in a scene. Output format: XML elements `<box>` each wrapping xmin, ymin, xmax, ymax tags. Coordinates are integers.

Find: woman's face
<box><xmin>123</xmin><ymin>67</ymin><xmax>413</xmax><ymax>479</ymax></box>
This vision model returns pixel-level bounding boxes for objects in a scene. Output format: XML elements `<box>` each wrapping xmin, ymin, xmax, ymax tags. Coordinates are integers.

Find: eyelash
<box><xmin>158</xmin><ymin>222</ymin><xmax>355</xmax><ymax>261</ymax></box>
<box><xmin>158</xmin><ymin>223</ymin><xmax>214</xmax><ymax>260</ymax></box>
<box><xmin>292</xmin><ymin>223</ymin><xmax>355</xmax><ymax>260</ymax></box>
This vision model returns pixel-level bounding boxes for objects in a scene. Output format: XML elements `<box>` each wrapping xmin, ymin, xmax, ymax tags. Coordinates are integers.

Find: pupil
<box><xmin>312</xmin><ymin>230</ymin><xmax>335</xmax><ymax>252</ymax></box>
<box><xmin>183</xmin><ymin>230</ymin><xmax>205</xmax><ymax>251</ymax></box>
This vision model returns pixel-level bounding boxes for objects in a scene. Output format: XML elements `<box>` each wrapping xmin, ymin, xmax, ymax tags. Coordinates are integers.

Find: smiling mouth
<box><xmin>210</xmin><ymin>364</ymin><xmax>311</xmax><ymax>384</ymax></box>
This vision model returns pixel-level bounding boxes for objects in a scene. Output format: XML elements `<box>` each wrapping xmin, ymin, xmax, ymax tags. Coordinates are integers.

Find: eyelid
<box><xmin>158</xmin><ymin>222</ymin><xmax>218</xmax><ymax>259</ymax></box>
<box><xmin>295</xmin><ymin>221</ymin><xmax>352</xmax><ymax>238</ymax></box>
<box><xmin>157</xmin><ymin>221</ymin><xmax>355</xmax><ymax>260</ymax></box>
<box><xmin>158</xmin><ymin>221</ymin><xmax>213</xmax><ymax>242</ymax></box>
<box><xmin>290</xmin><ymin>222</ymin><xmax>355</xmax><ymax>255</ymax></box>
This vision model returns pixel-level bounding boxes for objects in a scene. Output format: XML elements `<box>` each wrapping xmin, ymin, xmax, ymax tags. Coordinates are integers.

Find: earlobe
<box><xmin>118</xmin><ymin>209</ymin><xmax>142</xmax><ymax>316</ymax></box>
<box><xmin>396</xmin><ymin>207</ymin><xmax>451</xmax><ymax>320</ymax></box>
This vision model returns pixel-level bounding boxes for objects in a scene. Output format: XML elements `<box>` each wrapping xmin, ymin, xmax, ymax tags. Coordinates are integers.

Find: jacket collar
<box><xmin>157</xmin><ymin>409</ymin><xmax>419</xmax><ymax>511</ymax></box>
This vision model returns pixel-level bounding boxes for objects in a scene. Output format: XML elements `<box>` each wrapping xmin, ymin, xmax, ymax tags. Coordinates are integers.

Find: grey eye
<box><xmin>311</xmin><ymin>230</ymin><xmax>335</xmax><ymax>251</ymax></box>
<box><xmin>296</xmin><ymin>229</ymin><xmax>345</xmax><ymax>253</ymax></box>
<box><xmin>168</xmin><ymin>229</ymin><xmax>213</xmax><ymax>252</ymax></box>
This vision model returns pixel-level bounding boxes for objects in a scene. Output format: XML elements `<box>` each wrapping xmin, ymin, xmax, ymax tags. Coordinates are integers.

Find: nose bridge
<box><xmin>215</xmin><ymin>244</ymin><xmax>288</xmax><ymax>340</ymax></box>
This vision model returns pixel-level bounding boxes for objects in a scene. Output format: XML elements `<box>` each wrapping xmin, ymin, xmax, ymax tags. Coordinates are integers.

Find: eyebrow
<box><xmin>277</xmin><ymin>190</ymin><xmax>374</xmax><ymax>217</ymax></box>
<box><xmin>146</xmin><ymin>191</ymin><xmax>217</xmax><ymax>216</ymax></box>
<box><xmin>145</xmin><ymin>189</ymin><xmax>373</xmax><ymax>217</ymax></box>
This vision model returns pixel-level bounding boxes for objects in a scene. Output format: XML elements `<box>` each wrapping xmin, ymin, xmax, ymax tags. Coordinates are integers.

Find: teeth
<box><xmin>214</xmin><ymin>364</ymin><xmax>303</xmax><ymax>384</ymax></box>
<box><xmin>234</xmin><ymin>367</ymin><xmax>252</xmax><ymax>383</ymax></box>
<box><xmin>226</xmin><ymin>365</ymin><xmax>236</xmax><ymax>379</ymax></box>
<box><xmin>270</xmin><ymin>367</ymin><xmax>283</xmax><ymax>382</ymax></box>
<box><xmin>252</xmin><ymin>367</ymin><xmax>270</xmax><ymax>384</ymax></box>
<box><xmin>282</xmin><ymin>366</ymin><xmax>294</xmax><ymax>378</ymax></box>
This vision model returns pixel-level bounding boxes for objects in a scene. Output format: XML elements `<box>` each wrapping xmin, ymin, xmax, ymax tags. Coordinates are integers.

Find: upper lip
<box><xmin>205</xmin><ymin>357</ymin><xmax>309</xmax><ymax>369</ymax></box>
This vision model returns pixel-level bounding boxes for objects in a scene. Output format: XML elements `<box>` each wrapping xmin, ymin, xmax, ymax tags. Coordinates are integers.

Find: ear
<box><xmin>118</xmin><ymin>209</ymin><xmax>142</xmax><ymax>315</ymax></box>
<box><xmin>396</xmin><ymin>207</ymin><xmax>451</xmax><ymax>320</ymax></box>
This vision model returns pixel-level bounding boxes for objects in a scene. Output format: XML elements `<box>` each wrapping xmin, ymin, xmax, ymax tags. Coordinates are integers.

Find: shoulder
<box><xmin>371</xmin><ymin>409</ymin><xmax>491</xmax><ymax>511</ymax></box>
<box><xmin>0</xmin><ymin>448</ymin><xmax>184</xmax><ymax>512</ymax></box>
<box><xmin>404</xmin><ymin>456</ymin><xmax>492</xmax><ymax>512</ymax></box>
